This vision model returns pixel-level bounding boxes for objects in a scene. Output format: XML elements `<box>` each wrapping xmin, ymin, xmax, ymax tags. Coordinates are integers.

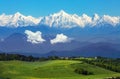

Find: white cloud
<box><xmin>25</xmin><ymin>30</ymin><xmax>45</xmax><ymax>44</ymax></box>
<box><xmin>50</xmin><ymin>33</ymin><xmax>71</xmax><ymax>44</ymax></box>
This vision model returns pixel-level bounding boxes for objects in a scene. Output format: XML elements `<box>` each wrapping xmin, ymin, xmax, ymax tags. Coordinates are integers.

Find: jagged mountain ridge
<box><xmin>0</xmin><ymin>10</ymin><xmax>120</xmax><ymax>28</ymax></box>
<box><xmin>0</xmin><ymin>12</ymin><xmax>40</xmax><ymax>27</ymax></box>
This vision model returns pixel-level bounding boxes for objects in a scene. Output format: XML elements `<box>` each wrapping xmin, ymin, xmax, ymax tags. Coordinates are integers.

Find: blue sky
<box><xmin>0</xmin><ymin>0</ymin><xmax>119</xmax><ymax>17</ymax></box>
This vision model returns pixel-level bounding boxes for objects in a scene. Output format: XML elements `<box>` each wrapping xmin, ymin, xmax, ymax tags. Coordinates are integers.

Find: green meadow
<box><xmin>0</xmin><ymin>60</ymin><xmax>120</xmax><ymax>79</ymax></box>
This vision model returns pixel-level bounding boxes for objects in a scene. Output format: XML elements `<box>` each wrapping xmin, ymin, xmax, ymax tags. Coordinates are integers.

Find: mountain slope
<box><xmin>45</xmin><ymin>42</ymin><xmax>120</xmax><ymax>58</ymax></box>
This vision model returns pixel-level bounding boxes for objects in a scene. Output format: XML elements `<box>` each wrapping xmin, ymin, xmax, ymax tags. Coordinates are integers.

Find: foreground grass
<box><xmin>0</xmin><ymin>60</ymin><xmax>120</xmax><ymax>79</ymax></box>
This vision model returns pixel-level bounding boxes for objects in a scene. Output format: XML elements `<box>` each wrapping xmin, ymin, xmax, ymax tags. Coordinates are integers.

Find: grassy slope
<box><xmin>0</xmin><ymin>60</ymin><xmax>120</xmax><ymax>79</ymax></box>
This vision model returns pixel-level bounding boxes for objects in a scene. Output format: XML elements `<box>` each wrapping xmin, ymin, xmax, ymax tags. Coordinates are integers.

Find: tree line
<box><xmin>81</xmin><ymin>57</ymin><xmax>120</xmax><ymax>73</ymax></box>
<box><xmin>0</xmin><ymin>53</ymin><xmax>74</xmax><ymax>61</ymax></box>
<box><xmin>0</xmin><ymin>53</ymin><xmax>40</xmax><ymax>61</ymax></box>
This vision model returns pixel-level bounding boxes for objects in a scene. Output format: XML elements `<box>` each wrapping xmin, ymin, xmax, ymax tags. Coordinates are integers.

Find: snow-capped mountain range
<box><xmin>0</xmin><ymin>10</ymin><xmax>120</xmax><ymax>57</ymax></box>
<box><xmin>0</xmin><ymin>12</ymin><xmax>40</xmax><ymax>27</ymax></box>
<box><xmin>0</xmin><ymin>10</ymin><xmax>120</xmax><ymax>28</ymax></box>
